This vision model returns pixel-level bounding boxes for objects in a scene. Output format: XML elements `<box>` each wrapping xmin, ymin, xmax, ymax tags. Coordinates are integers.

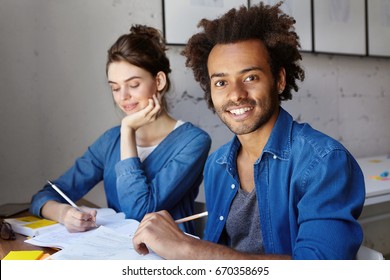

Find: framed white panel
<box><xmin>368</xmin><ymin>0</ymin><xmax>390</xmax><ymax>56</ymax></box>
<box><xmin>250</xmin><ymin>0</ymin><xmax>313</xmax><ymax>52</ymax></box>
<box><xmin>313</xmin><ymin>0</ymin><xmax>366</xmax><ymax>55</ymax></box>
<box><xmin>163</xmin><ymin>0</ymin><xmax>248</xmax><ymax>45</ymax></box>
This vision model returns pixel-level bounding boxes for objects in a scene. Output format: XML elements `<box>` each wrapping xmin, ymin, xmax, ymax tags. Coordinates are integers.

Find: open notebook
<box><xmin>24</xmin><ymin>208</ymin><xmax>163</xmax><ymax>260</ymax></box>
<box><xmin>24</xmin><ymin>208</ymin><xmax>125</xmax><ymax>248</ymax></box>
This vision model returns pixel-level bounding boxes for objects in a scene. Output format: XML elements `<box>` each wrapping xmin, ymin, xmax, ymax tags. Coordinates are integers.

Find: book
<box><xmin>4</xmin><ymin>215</ymin><xmax>60</xmax><ymax>237</ymax></box>
<box><xmin>2</xmin><ymin>250</ymin><xmax>44</xmax><ymax>260</ymax></box>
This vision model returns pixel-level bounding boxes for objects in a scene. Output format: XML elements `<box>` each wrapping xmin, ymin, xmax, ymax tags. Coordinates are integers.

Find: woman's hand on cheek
<box><xmin>121</xmin><ymin>94</ymin><xmax>162</xmax><ymax>131</ymax></box>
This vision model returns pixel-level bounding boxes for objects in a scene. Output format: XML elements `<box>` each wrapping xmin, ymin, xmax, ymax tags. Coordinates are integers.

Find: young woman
<box><xmin>30</xmin><ymin>25</ymin><xmax>211</xmax><ymax>234</ymax></box>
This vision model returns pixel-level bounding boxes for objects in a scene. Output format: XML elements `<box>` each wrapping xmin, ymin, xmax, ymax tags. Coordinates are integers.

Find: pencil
<box><xmin>175</xmin><ymin>211</ymin><xmax>208</xmax><ymax>224</ymax></box>
<box><xmin>47</xmin><ymin>180</ymin><xmax>82</xmax><ymax>211</ymax></box>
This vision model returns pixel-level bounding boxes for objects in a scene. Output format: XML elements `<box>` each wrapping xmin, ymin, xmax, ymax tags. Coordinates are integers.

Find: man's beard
<box><xmin>214</xmin><ymin>88</ymin><xmax>279</xmax><ymax>135</ymax></box>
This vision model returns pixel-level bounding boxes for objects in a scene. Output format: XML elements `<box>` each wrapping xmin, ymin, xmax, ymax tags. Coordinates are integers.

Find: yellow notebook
<box><xmin>2</xmin><ymin>250</ymin><xmax>44</xmax><ymax>260</ymax></box>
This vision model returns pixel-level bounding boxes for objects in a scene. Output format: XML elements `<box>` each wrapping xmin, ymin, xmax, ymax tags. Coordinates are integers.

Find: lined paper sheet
<box><xmin>49</xmin><ymin>225</ymin><xmax>163</xmax><ymax>260</ymax></box>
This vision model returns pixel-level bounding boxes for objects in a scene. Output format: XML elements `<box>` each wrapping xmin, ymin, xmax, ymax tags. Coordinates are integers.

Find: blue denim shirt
<box><xmin>30</xmin><ymin>122</ymin><xmax>211</xmax><ymax>234</ymax></box>
<box><xmin>203</xmin><ymin>108</ymin><xmax>365</xmax><ymax>259</ymax></box>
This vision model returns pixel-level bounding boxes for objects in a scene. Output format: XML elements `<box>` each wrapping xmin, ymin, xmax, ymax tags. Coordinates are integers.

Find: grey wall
<box><xmin>1</xmin><ymin>0</ymin><xmax>389</xmax><ymax>208</ymax></box>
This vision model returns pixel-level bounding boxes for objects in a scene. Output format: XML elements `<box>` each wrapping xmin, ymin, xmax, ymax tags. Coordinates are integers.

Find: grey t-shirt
<box><xmin>224</xmin><ymin>187</ymin><xmax>264</xmax><ymax>254</ymax></box>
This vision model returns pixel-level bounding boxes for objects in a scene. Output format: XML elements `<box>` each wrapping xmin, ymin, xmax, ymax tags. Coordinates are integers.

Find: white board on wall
<box><xmin>368</xmin><ymin>0</ymin><xmax>390</xmax><ymax>57</ymax></box>
<box><xmin>163</xmin><ymin>0</ymin><xmax>248</xmax><ymax>45</ymax></box>
<box><xmin>313</xmin><ymin>0</ymin><xmax>366</xmax><ymax>55</ymax></box>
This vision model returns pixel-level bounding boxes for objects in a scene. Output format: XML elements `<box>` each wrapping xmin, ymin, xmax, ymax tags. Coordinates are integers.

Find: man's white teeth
<box><xmin>230</xmin><ymin>107</ymin><xmax>251</xmax><ymax>115</ymax></box>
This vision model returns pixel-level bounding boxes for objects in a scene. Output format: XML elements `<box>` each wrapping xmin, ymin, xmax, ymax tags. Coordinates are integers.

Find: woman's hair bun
<box><xmin>130</xmin><ymin>24</ymin><xmax>167</xmax><ymax>51</ymax></box>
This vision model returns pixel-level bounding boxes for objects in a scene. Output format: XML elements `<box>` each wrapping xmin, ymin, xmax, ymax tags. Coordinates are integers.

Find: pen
<box><xmin>47</xmin><ymin>180</ymin><xmax>82</xmax><ymax>211</ymax></box>
<box><xmin>47</xmin><ymin>180</ymin><xmax>98</xmax><ymax>227</ymax></box>
<box><xmin>175</xmin><ymin>211</ymin><xmax>208</xmax><ymax>224</ymax></box>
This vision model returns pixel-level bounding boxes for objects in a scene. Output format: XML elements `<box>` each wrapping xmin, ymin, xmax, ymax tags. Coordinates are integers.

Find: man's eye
<box><xmin>215</xmin><ymin>80</ymin><xmax>226</xmax><ymax>87</ymax></box>
<box><xmin>244</xmin><ymin>75</ymin><xmax>257</xmax><ymax>82</ymax></box>
<box><xmin>112</xmin><ymin>88</ymin><xmax>120</xmax><ymax>92</ymax></box>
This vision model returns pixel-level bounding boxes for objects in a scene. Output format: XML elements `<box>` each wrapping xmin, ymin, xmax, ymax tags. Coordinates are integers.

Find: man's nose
<box><xmin>228</xmin><ymin>82</ymin><xmax>248</xmax><ymax>102</ymax></box>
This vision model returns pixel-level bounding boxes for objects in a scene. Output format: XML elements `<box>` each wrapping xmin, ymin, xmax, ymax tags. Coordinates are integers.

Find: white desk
<box><xmin>356</xmin><ymin>155</ymin><xmax>390</xmax><ymax>206</ymax></box>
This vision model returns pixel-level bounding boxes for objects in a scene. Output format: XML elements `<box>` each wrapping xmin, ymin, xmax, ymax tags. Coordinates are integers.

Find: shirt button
<box><xmin>273</xmin><ymin>155</ymin><xmax>277</xmax><ymax>159</ymax></box>
<box><xmin>219</xmin><ymin>216</ymin><xmax>224</xmax><ymax>221</ymax></box>
<box><xmin>231</xmin><ymin>184</ymin><xmax>235</xmax><ymax>189</ymax></box>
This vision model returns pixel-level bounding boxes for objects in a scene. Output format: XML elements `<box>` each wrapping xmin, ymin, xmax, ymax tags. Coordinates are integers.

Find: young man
<box><xmin>132</xmin><ymin>3</ymin><xmax>365</xmax><ymax>260</ymax></box>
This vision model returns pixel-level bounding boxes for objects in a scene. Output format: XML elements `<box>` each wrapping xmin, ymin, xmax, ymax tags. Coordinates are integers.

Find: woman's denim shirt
<box><xmin>203</xmin><ymin>108</ymin><xmax>365</xmax><ymax>259</ymax></box>
<box><xmin>30</xmin><ymin>122</ymin><xmax>211</xmax><ymax>234</ymax></box>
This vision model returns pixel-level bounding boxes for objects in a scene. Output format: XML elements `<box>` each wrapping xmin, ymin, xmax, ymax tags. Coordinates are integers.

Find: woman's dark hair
<box><xmin>182</xmin><ymin>2</ymin><xmax>305</xmax><ymax>111</ymax></box>
<box><xmin>106</xmin><ymin>25</ymin><xmax>172</xmax><ymax>96</ymax></box>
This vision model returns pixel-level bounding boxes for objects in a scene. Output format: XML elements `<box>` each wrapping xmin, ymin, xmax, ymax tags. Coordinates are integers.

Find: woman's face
<box><xmin>107</xmin><ymin>61</ymin><xmax>159</xmax><ymax>115</ymax></box>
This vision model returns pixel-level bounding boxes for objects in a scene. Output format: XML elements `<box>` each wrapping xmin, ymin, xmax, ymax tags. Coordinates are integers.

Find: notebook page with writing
<box><xmin>49</xmin><ymin>226</ymin><xmax>163</xmax><ymax>260</ymax></box>
<box><xmin>25</xmin><ymin>207</ymin><xmax>127</xmax><ymax>249</ymax></box>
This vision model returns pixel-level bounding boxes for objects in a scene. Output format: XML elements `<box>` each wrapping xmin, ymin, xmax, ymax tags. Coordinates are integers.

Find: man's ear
<box><xmin>277</xmin><ymin>67</ymin><xmax>286</xmax><ymax>93</ymax></box>
<box><xmin>156</xmin><ymin>71</ymin><xmax>167</xmax><ymax>92</ymax></box>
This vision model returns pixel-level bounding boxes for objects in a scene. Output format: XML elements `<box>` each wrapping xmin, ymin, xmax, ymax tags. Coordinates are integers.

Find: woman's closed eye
<box><xmin>128</xmin><ymin>82</ymin><xmax>139</xmax><ymax>88</ymax></box>
<box><xmin>111</xmin><ymin>87</ymin><xmax>120</xmax><ymax>93</ymax></box>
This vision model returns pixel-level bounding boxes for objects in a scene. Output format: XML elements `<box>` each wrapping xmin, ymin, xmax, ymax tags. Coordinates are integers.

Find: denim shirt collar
<box><xmin>262</xmin><ymin>107</ymin><xmax>292</xmax><ymax>161</ymax></box>
<box><xmin>216</xmin><ymin>107</ymin><xmax>293</xmax><ymax>168</ymax></box>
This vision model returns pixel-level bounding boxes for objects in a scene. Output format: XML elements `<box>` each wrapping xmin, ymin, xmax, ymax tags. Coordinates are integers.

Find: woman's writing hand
<box><xmin>60</xmin><ymin>205</ymin><xmax>97</xmax><ymax>233</ymax></box>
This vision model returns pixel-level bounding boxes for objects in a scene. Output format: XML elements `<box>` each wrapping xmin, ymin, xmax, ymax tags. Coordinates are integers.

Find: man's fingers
<box><xmin>132</xmin><ymin>211</ymin><xmax>170</xmax><ymax>256</ymax></box>
<box><xmin>133</xmin><ymin>237</ymin><xmax>150</xmax><ymax>255</ymax></box>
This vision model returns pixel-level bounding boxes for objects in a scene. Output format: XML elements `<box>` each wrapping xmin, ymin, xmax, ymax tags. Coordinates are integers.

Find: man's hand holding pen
<box><xmin>132</xmin><ymin>210</ymin><xmax>192</xmax><ymax>259</ymax></box>
<box><xmin>133</xmin><ymin>210</ymin><xmax>206</xmax><ymax>259</ymax></box>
